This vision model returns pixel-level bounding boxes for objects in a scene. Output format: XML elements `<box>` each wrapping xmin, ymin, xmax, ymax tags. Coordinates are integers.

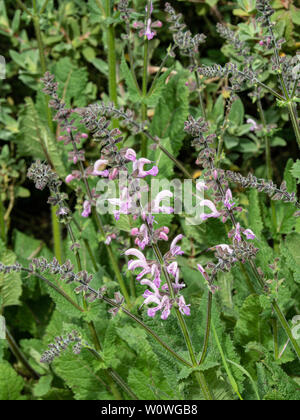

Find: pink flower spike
<box><xmin>81</xmin><ymin>200</ymin><xmax>91</xmax><ymax>218</ymax></box>
<box><xmin>81</xmin><ymin>133</ymin><xmax>88</xmax><ymax>139</ymax></box>
<box><xmin>243</xmin><ymin>229</ymin><xmax>256</xmax><ymax>240</ymax></box>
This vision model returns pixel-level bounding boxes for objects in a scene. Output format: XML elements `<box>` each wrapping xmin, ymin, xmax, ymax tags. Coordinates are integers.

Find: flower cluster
<box><xmin>184</xmin><ymin>115</ymin><xmax>260</xmax><ymax>291</ymax></box>
<box><xmin>27</xmin><ymin>161</ymin><xmax>71</xmax><ymax>223</ymax></box>
<box><xmin>40</xmin><ymin>331</ymin><xmax>83</xmax><ymax>364</ymax></box>
<box><xmin>197</xmin><ymin>62</ymin><xmax>256</xmax><ymax>91</ymax></box>
<box><xmin>216</xmin><ymin>23</ymin><xmax>251</xmax><ymax>58</ymax></box>
<box><xmin>165</xmin><ymin>2</ymin><xmax>206</xmax><ymax>58</ymax></box>
<box><xmin>226</xmin><ymin>171</ymin><xmax>300</xmax><ymax>209</ymax></box>
<box><xmin>0</xmin><ymin>262</ymin><xmax>22</xmax><ymax>274</ymax></box>
<box><xmin>125</xmin><ymin>234</ymin><xmax>190</xmax><ymax>320</ymax></box>
<box><xmin>184</xmin><ymin>116</ymin><xmax>216</xmax><ymax>169</ymax></box>
<box><xmin>256</xmin><ymin>0</ymin><xmax>274</xmax><ymax>26</ymax></box>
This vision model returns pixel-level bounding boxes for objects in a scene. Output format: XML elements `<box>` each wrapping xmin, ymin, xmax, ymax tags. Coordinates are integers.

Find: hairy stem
<box><xmin>72</xmin><ymin>142</ymin><xmax>130</xmax><ymax>305</ymax></box>
<box><xmin>141</xmin><ymin>7</ymin><xmax>150</xmax><ymax>158</ymax></box>
<box><xmin>152</xmin><ymin>243</ymin><xmax>213</xmax><ymax>400</ymax></box>
<box><xmin>87</xmin><ymin>347</ymin><xmax>138</xmax><ymax>400</ymax></box>
<box><xmin>0</xmin><ymin>197</ymin><xmax>6</xmax><ymax>244</ymax></box>
<box><xmin>257</xmin><ymin>97</ymin><xmax>278</xmax><ymax>248</ymax></box>
<box><xmin>211</xmin><ymin>322</ymin><xmax>243</xmax><ymax>400</ymax></box>
<box><xmin>104</xmin><ymin>0</ymin><xmax>118</xmax><ymax>129</ymax></box>
<box><xmin>31</xmin><ymin>6</ymin><xmax>64</xmax><ymax>264</ymax></box>
<box><xmin>5</xmin><ymin>326</ymin><xmax>40</xmax><ymax>380</ymax></box>
<box><xmin>198</xmin><ymin>291</ymin><xmax>212</xmax><ymax>365</ymax></box>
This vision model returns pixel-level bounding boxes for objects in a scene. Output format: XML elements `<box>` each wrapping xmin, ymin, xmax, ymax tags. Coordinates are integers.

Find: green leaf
<box><xmin>54</xmin><ymin>348</ymin><xmax>112</xmax><ymax>400</ymax></box>
<box><xmin>0</xmin><ymin>250</ymin><xmax>22</xmax><ymax>309</ymax></box>
<box><xmin>33</xmin><ymin>375</ymin><xmax>53</xmax><ymax>398</ymax></box>
<box><xmin>145</xmin><ymin>67</ymin><xmax>174</xmax><ymax>108</ymax></box>
<box><xmin>52</xmin><ymin>57</ymin><xmax>89</xmax><ymax>107</ymax></box>
<box><xmin>120</xmin><ymin>54</ymin><xmax>142</xmax><ymax>103</ymax></box>
<box><xmin>234</xmin><ymin>295</ymin><xmax>272</xmax><ymax>349</ymax></box>
<box><xmin>16</xmin><ymin>97</ymin><xmax>67</xmax><ymax>178</ymax></box>
<box><xmin>290</xmin><ymin>160</ymin><xmax>300</xmax><ymax>184</ymax></box>
<box><xmin>280</xmin><ymin>233</ymin><xmax>300</xmax><ymax>283</ymax></box>
<box><xmin>0</xmin><ymin>362</ymin><xmax>25</xmax><ymax>400</ymax></box>
<box><xmin>228</xmin><ymin>98</ymin><xmax>244</xmax><ymax>126</ymax></box>
<box><xmin>247</xmin><ymin>189</ymin><xmax>264</xmax><ymax>239</ymax></box>
<box><xmin>150</xmin><ymin>72</ymin><xmax>189</xmax><ymax>156</ymax></box>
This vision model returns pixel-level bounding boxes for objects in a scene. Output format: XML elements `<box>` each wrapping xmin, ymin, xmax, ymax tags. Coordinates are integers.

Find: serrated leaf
<box><xmin>120</xmin><ymin>54</ymin><xmax>142</xmax><ymax>103</ymax></box>
<box><xmin>0</xmin><ymin>362</ymin><xmax>25</xmax><ymax>400</ymax></box>
<box><xmin>16</xmin><ymin>97</ymin><xmax>67</xmax><ymax>178</ymax></box>
<box><xmin>0</xmin><ymin>250</ymin><xmax>22</xmax><ymax>308</ymax></box>
<box><xmin>290</xmin><ymin>160</ymin><xmax>300</xmax><ymax>184</ymax></box>
<box><xmin>52</xmin><ymin>57</ymin><xmax>89</xmax><ymax>107</ymax></box>
<box><xmin>144</xmin><ymin>67</ymin><xmax>174</xmax><ymax>108</ymax></box>
<box><xmin>150</xmin><ymin>72</ymin><xmax>189</xmax><ymax>156</ymax></box>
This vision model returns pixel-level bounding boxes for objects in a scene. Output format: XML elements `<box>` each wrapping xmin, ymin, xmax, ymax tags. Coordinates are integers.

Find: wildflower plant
<box><xmin>1</xmin><ymin>0</ymin><xmax>300</xmax><ymax>402</ymax></box>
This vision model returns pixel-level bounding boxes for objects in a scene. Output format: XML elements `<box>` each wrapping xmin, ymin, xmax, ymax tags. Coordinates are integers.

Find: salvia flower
<box><xmin>81</xmin><ymin>200</ymin><xmax>92</xmax><ymax>218</ymax></box>
<box><xmin>132</xmin><ymin>1</ymin><xmax>162</xmax><ymax>40</ymax></box>
<box><xmin>133</xmin><ymin>158</ymin><xmax>159</xmax><ymax>178</ymax></box>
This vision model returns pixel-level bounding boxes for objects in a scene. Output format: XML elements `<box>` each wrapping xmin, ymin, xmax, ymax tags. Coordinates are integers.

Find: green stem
<box><xmin>39</xmin><ymin>0</ymin><xmax>50</xmax><ymax>15</ymax></box>
<box><xmin>266</xmin><ymin>19</ymin><xmax>300</xmax><ymax>148</ymax></box>
<box><xmin>287</xmin><ymin>102</ymin><xmax>300</xmax><ymax>149</ymax></box>
<box><xmin>87</xmin><ymin>347</ymin><xmax>138</xmax><ymax>400</ymax></box>
<box><xmin>104</xmin><ymin>0</ymin><xmax>118</xmax><ymax>128</ymax></box>
<box><xmin>22</xmin><ymin>268</ymin><xmax>85</xmax><ymax>312</ymax></box>
<box><xmin>0</xmin><ymin>197</ymin><xmax>6</xmax><ymax>244</ymax></box>
<box><xmin>257</xmin><ymin>97</ymin><xmax>278</xmax><ymax>247</ymax></box>
<box><xmin>141</xmin><ymin>27</ymin><xmax>150</xmax><ymax>157</ymax></box>
<box><xmin>51</xmin><ymin>206</ymin><xmax>63</xmax><ymax>264</ymax></box>
<box><xmin>158</xmin><ymin>144</ymin><xmax>194</xmax><ymax>180</ymax></box>
<box><xmin>271</xmin><ymin>318</ymin><xmax>279</xmax><ymax>360</ymax></box>
<box><xmin>16</xmin><ymin>0</ymin><xmax>33</xmax><ymax>16</ymax></box>
<box><xmin>101</xmin><ymin>295</ymin><xmax>193</xmax><ymax>368</ymax></box>
<box><xmin>65</xmin><ymin>222</ymin><xmax>103</xmax><ymax>353</ymax></box>
<box><xmin>211</xmin><ymin>321</ymin><xmax>243</xmax><ymax>400</ymax></box>
<box><xmin>152</xmin><ymin>243</ymin><xmax>213</xmax><ymax>400</ymax></box>
<box><xmin>74</xmin><ymin>154</ymin><xmax>130</xmax><ymax>305</ymax></box>
<box><xmin>249</xmin><ymin>260</ymin><xmax>300</xmax><ymax>361</ymax></box>
<box><xmin>32</xmin><ymin>8</ymin><xmax>63</xmax><ymax>263</ymax></box>
<box><xmin>71</xmin><ymin>218</ymin><xmax>99</xmax><ymax>272</ymax></box>
<box><xmin>5</xmin><ymin>326</ymin><xmax>40</xmax><ymax>380</ymax></box>
<box><xmin>272</xmin><ymin>300</ymin><xmax>300</xmax><ymax>361</ymax></box>
<box><xmin>147</xmin><ymin>45</ymin><xmax>176</xmax><ymax>96</ymax></box>
<box><xmin>198</xmin><ymin>291</ymin><xmax>212</xmax><ymax>365</ymax></box>
<box><xmin>125</xmin><ymin>21</ymin><xmax>141</xmax><ymax>93</ymax></box>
